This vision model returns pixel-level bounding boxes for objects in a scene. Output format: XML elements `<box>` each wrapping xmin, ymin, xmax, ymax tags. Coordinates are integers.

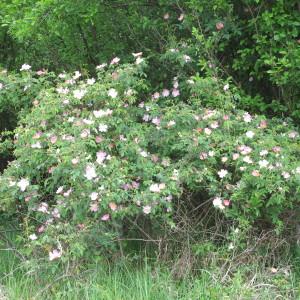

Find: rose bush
<box><xmin>0</xmin><ymin>66</ymin><xmax>56</xmax><ymax>171</ymax></box>
<box><xmin>0</xmin><ymin>56</ymin><xmax>299</xmax><ymax>262</ymax></box>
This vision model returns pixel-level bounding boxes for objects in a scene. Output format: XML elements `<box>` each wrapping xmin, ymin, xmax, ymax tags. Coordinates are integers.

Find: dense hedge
<box><xmin>1</xmin><ymin>59</ymin><xmax>299</xmax><ymax>261</ymax></box>
<box><xmin>1</xmin><ymin>0</ymin><xmax>299</xmax><ymax>120</ymax></box>
<box><xmin>0</xmin><ymin>67</ymin><xmax>56</xmax><ymax>171</ymax></box>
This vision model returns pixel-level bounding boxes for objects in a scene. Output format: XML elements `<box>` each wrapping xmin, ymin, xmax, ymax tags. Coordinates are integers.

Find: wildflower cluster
<box><xmin>1</xmin><ymin>57</ymin><xmax>299</xmax><ymax>261</ymax></box>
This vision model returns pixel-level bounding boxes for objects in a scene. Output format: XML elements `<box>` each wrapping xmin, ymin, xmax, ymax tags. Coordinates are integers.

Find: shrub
<box><xmin>0</xmin><ymin>57</ymin><xmax>299</xmax><ymax>262</ymax></box>
<box><xmin>0</xmin><ymin>66</ymin><xmax>56</xmax><ymax>170</ymax></box>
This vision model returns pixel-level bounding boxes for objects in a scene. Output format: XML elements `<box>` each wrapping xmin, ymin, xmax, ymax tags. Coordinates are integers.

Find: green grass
<box><xmin>0</xmin><ymin>233</ymin><xmax>299</xmax><ymax>299</ymax></box>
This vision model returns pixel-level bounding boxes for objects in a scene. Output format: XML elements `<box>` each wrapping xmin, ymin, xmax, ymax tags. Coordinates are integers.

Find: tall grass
<box><xmin>0</xmin><ymin>231</ymin><xmax>299</xmax><ymax>299</ymax></box>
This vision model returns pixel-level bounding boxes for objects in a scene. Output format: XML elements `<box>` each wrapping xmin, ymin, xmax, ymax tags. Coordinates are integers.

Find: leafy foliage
<box><xmin>0</xmin><ymin>67</ymin><xmax>55</xmax><ymax>170</ymax></box>
<box><xmin>1</xmin><ymin>0</ymin><xmax>299</xmax><ymax>120</ymax></box>
<box><xmin>1</xmin><ymin>59</ymin><xmax>299</xmax><ymax>262</ymax></box>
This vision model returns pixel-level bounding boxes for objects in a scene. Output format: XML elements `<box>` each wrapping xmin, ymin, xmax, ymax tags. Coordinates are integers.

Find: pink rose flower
<box><xmin>101</xmin><ymin>214</ymin><xmax>110</xmax><ymax>221</ymax></box>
